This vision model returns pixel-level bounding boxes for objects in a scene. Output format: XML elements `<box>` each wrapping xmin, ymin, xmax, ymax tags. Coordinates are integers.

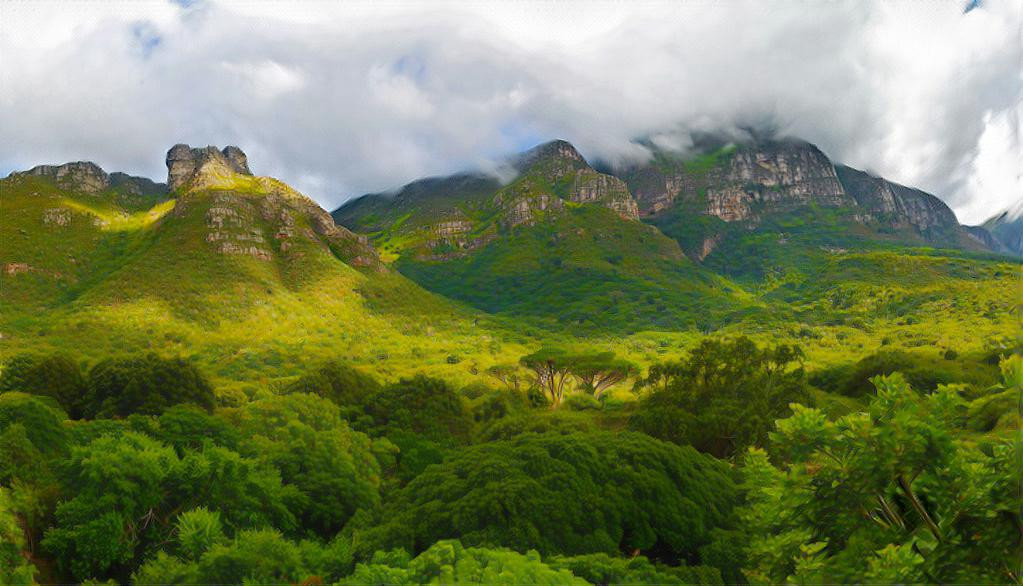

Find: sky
<box><xmin>0</xmin><ymin>0</ymin><xmax>1019</xmax><ymax>224</ymax></box>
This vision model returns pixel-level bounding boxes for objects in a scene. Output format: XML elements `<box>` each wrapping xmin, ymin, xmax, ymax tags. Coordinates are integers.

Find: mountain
<box><xmin>975</xmin><ymin>200</ymin><xmax>1023</xmax><ymax>256</ymax></box>
<box><xmin>334</xmin><ymin>140</ymin><xmax>751</xmax><ymax>332</ymax></box>
<box><xmin>0</xmin><ymin>146</ymin><xmax>493</xmax><ymax>386</ymax></box>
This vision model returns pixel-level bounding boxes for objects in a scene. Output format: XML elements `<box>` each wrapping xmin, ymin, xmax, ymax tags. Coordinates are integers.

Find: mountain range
<box><xmin>1</xmin><ymin>137</ymin><xmax>1017</xmax><ymax>386</ymax></box>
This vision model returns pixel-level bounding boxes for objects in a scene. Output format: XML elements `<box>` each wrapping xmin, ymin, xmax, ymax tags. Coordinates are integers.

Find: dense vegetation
<box><xmin>2</xmin><ymin>147</ymin><xmax>1018</xmax><ymax>584</ymax></box>
<box><xmin>0</xmin><ymin>340</ymin><xmax>1017</xmax><ymax>584</ymax></box>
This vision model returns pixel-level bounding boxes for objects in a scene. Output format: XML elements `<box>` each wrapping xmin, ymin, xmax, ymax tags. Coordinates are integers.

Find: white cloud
<box><xmin>0</xmin><ymin>0</ymin><xmax>1019</xmax><ymax>224</ymax></box>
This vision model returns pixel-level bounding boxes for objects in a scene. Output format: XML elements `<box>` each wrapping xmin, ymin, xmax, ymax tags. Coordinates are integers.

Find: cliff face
<box><xmin>166</xmin><ymin>144</ymin><xmax>253</xmax><ymax>191</ymax></box>
<box><xmin>164</xmin><ymin>144</ymin><xmax>381</xmax><ymax>269</ymax></box>
<box><xmin>625</xmin><ymin>141</ymin><xmax>851</xmax><ymax>223</ymax></box>
<box><xmin>619</xmin><ymin>139</ymin><xmax>981</xmax><ymax>250</ymax></box>
<box><xmin>834</xmin><ymin>165</ymin><xmax>960</xmax><ymax>235</ymax></box>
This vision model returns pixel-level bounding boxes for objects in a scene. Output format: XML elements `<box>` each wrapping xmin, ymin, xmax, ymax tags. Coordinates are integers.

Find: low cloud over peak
<box><xmin>1</xmin><ymin>0</ymin><xmax>1019</xmax><ymax>223</ymax></box>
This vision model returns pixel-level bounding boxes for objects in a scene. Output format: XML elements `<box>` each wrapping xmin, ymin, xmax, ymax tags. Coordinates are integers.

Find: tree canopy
<box><xmin>355</xmin><ymin>431</ymin><xmax>737</xmax><ymax>563</ymax></box>
<box><xmin>632</xmin><ymin>337</ymin><xmax>810</xmax><ymax>457</ymax></box>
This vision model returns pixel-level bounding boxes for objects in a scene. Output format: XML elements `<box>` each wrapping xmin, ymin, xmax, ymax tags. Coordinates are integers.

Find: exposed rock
<box><xmin>569</xmin><ymin>171</ymin><xmax>639</xmax><ymax>220</ymax></box>
<box><xmin>166</xmin><ymin>144</ymin><xmax>252</xmax><ymax>191</ymax></box>
<box><xmin>3</xmin><ymin>262</ymin><xmax>32</xmax><ymax>275</ymax></box>
<box><xmin>21</xmin><ymin>162</ymin><xmax>110</xmax><ymax>193</ymax></box>
<box><xmin>42</xmin><ymin>207</ymin><xmax>72</xmax><ymax>227</ymax></box>
<box><xmin>977</xmin><ymin>200</ymin><xmax>1023</xmax><ymax>256</ymax></box>
<box><xmin>835</xmin><ymin>165</ymin><xmax>960</xmax><ymax>235</ymax></box>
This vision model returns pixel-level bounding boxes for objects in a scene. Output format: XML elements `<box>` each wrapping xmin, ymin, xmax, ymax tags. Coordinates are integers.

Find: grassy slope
<box><xmin>397</xmin><ymin>204</ymin><xmax>752</xmax><ymax>334</ymax></box>
<box><xmin>1</xmin><ymin>174</ymin><xmax>528</xmax><ymax>390</ymax></box>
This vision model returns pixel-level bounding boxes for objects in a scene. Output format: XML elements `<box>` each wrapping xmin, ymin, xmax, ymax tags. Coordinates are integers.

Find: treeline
<box><xmin>0</xmin><ymin>339</ymin><xmax>1019</xmax><ymax>584</ymax></box>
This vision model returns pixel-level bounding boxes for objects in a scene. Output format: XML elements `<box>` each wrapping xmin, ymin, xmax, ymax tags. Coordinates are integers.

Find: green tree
<box><xmin>82</xmin><ymin>353</ymin><xmax>215</xmax><ymax>418</ymax></box>
<box><xmin>133</xmin><ymin>528</ymin><xmax>353</xmax><ymax>585</ymax></box>
<box><xmin>632</xmin><ymin>337</ymin><xmax>809</xmax><ymax>458</ymax></box>
<box><xmin>520</xmin><ymin>348</ymin><xmax>574</xmax><ymax>409</ymax></box>
<box><xmin>569</xmin><ymin>352</ymin><xmax>637</xmax><ymax>400</ymax></box>
<box><xmin>741</xmin><ymin>373</ymin><xmax>1022</xmax><ymax>584</ymax></box>
<box><xmin>285</xmin><ymin>359</ymin><xmax>380</xmax><ymax>408</ymax></box>
<box><xmin>0</xmin><ymin>487</ymin><xmax>40</xmax><ymax>586</ymax></box>
<box><xmin>230</xmin><ymin>393</ymin><xmax>389</xmax><ymax>538</ymax></box>
<box><xmin>355</xmin><ymin>431</ymin><xmax>737</xmax><ymax>562</ymax></box>
<box><xmin>363</xmin><ymin>374</ymin><xmax>472</xmax><ymax>442</ymax></box>
<box><xmin>0</xmin><ymin>352</ymin><xmax>85</xmax><ymax>417</ymax></box>
<box><xmin>342</xmin><ymin>540</ymin><xmax>586</xmax><ymax>585</ymax></box>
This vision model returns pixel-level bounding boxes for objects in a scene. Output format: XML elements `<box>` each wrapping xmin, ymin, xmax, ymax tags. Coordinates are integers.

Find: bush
<box><xmin>82</xmin><ymin>353</ymin><xmax>214</xmax><ymax>418</ymax></box>
<box><xmin>0</xmin><ymin>352</ymin><xmax>85</xmax><ymax>417</ymax></box>
<box><xmin>363</xmin><ymin>375</ymin><xmax>472</xmax><ymax>442</ymax></box>
<box><xmin>284</xmin><ymin>360</ymin><xmax>380</xmax><ymax>408</ymax></box>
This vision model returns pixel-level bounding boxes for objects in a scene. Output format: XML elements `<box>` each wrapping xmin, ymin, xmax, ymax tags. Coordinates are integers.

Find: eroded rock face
<box><xmin>835</xmin><ymin>165</ymin><xmax>960</xmax><ymax>234</ymax></box>
<box><xmin>166</xmin><ymin>144</ymin><xmax>253</xmax><ymax>191</ymax></box>
<box><xmin>569</xmin><ymin>172</ymin><xmax>639</xmax><ymax>220</ymax></box>
<box><xmin>23</xmin><ymin>162</ymin><xmax>110</xmax><ymax>193</ymax></box>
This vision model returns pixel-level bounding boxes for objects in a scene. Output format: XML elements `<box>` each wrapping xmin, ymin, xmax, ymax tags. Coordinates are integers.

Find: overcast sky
<box><xmin>1</xmin><ymin>0</ymin><xmax>1019</xmax><ymax>223</ymax></box>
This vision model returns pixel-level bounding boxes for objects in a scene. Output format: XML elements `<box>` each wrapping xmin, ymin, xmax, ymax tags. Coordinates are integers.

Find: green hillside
<box><xmin>0</xmin><ymin>157</ymin><xmax>522</xmax><ymax>389</ymax></box>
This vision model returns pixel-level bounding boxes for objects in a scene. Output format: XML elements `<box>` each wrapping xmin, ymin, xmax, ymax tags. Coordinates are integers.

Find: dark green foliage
<box><xmin>151</xmin><ymin>404</ymin><xmax>242</xmax><ymax>454</ymax></box>
<box><xmin>82</xmin><ymin>353</ymin><xmax>215</xmax><ymax>418</ymax></box>
<box><xmin>0</xmin><ymin>352</ymin><xmax>85</xmax><ymax>416</ymax></box>
<box><xmin>815</xmin><ymin>349</ymin><xmax>993</xmax><ymax>397</ymax></box>
<box><xmin>396</xmin><ymin>206</ymin><xmax>743</xmax><ymax>334</ymax></box>
<box><xmin>632</xmin><ymin>337</ymin><xmax>810</xmax><ymax>458</ymax></box>
<box><xmin>355</xmin><ymin>431</ymin><xmax>737</xmax><ymax>562</ymax></box>
<box><xmin>285</xmin><ymin>359</ymin><xmax>380</xmax><ymax>408</ymax></box>
<box><xmin>363</xmin><ymin>374</ymin><xmax>472</xmax><ymax>442</ymax></box>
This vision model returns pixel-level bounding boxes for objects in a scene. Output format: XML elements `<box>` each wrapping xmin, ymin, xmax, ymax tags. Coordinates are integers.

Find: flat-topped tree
<box><xmin>570</xmin><ymin>351</ymin><xmax>638</xmax><ymax>400</ymax></box>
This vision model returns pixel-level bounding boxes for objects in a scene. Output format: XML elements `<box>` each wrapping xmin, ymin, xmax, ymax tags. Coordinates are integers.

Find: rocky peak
<box><xmin>21</xmin><ymin>161</ymin><xmax>110</xmax><ymax>193</ymax></box>
<box><xmin>515</xmin><ymin>139</ymin><xmax>586</xmax><ymax>173</ymax></box>
<box><xmin>166</xmin><ymin>144</ymin><xmax>252</xmax><ymax>191</ymax></box>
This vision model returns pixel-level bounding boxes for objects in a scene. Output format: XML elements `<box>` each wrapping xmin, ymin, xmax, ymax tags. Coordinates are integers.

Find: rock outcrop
<box><xmin>20</xmin><ymin>162</ymin><xmax>111</xmax><ymax>193</ymax></box>
<box><xmin>166</xmin><ymin>144</ymin><xmax>252</xmax><ymax>191</ymax></box>
<box><xmin>624</xmin><ymin>140</ymin><xmax>852</xmax><ymax>223</ymax></box>
<box><xmin>166</xmin><ymin>144</ymin><xmax>381</xmax><ymax>269</ymax></box>
<box><xmin>834</xmin><ymin>165</ymin><xmax>960</xmax><ymax>236</ymax></box>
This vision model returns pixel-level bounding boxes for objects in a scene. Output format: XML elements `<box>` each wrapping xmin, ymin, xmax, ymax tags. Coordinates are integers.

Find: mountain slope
<box><xmin>334</xmin><ymin>140</ymin><xmax>751</xmax><ymax>332</ymax></box>
<box><xmin>977</xmin><ymin>200</ymin><xmax>1023</xmax><ymax>256</ymax></box>
<box><xmin>1</xmin><ymin>146</ymin><xmax>506</xmax><ymax>386</ymax></box>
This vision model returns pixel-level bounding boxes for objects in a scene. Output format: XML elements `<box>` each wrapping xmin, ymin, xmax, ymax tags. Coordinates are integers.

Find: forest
<box><xmin>1</xmin><ymin>336</ymin><xmax>1018</xmax><ymax>584</ymax></box>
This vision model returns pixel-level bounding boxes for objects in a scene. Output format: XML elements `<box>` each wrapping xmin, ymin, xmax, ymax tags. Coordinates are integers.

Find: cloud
<box><xmin>0</xmin><ymin>0</ymin><xmax>1019</xmax><ymax>223</ymax></box>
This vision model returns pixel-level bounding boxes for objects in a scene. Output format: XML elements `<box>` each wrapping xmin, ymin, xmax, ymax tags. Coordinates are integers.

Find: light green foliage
<box><xmin>133</xmin><ymin>528</ymin><xmax>354</xmax><ymax>585</ymax></box>
<box><xmin>42</xmin><ymin>431</ymin><xmax>293</xmax><ymax>581</ymax></box>
<box><xmin>175</xmin><ymin>507</ymin><xmax>226</xmax><ymax>561</ymax></box>
<box><xmin>341</xmin><ymin>540</ymin><xmax>586</xmax><ymax>585</ymax></box>
<box><xmin>741</xmin><ymin>373</ymin><xmax>1022</xmax><ymax>584</ymax></box>
<box><xmin>632</xmin><ymin>337</ymin><xmax>810</xmax><ymax>457</ymax></box>
<box><xmin>548</xmin><ymin>551</ymin><xmax>724</xmax><ymax>585</ymax></box>
<box><xmin>356</xmin><ymin>431</ymin><xmax>737</xmax><ymax>561</ymax></box>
